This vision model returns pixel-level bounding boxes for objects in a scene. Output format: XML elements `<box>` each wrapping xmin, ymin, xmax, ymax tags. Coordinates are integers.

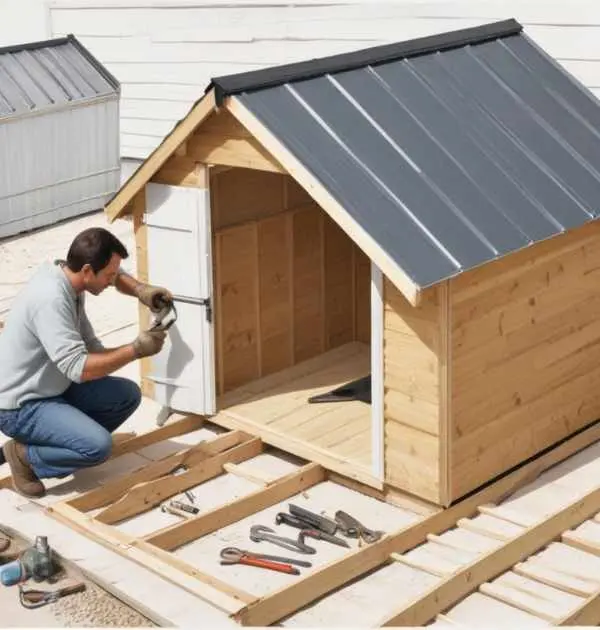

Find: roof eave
<box><xmin>105</xmin><ymin>88</ymin><xmax>217</xmax><ymax>223</ymax></box>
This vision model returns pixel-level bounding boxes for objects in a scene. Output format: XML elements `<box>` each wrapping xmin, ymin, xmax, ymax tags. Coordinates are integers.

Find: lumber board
<box><xmin>95</xmin><ymin>438</ymin><xmax>263</xmax><ymax>524</ymax></box>
<box><xmin>48</xmin><ymin>502</ymin><xmax>253</xmax><ymax>614</ymax></box>
<box><xmin>557</xmin><ymin>589</ymin><xmax>600</xmax><ymax>625</ymax></box>
<box><xmin>70</xmin><ymin>430</ymin><xmax>246</xmax><ymax>512</ymax></box>
<box><xmin>214</xmin><ymin>408</ymin><xmax>380</xmax><ymax>488</ymax></box>
<box><xmin>379</xmin><ymin>485</ymin><xmax>600</xmax><ymax>626</ymax></box>
<box><xmin>144</xmin><ymin>463</ymin><xmax>325</xmax><ymax>551</ymax></box>
<box><xmin>233</xmin><ymin>420</ymin><xmax>600</xmax><ymax>626</ymax></box>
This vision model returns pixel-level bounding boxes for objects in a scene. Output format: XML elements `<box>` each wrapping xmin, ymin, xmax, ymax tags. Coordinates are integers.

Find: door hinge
<box><xmin>172</xmin><ymin>294</ymin><xmax>212</xmax><ymax>323</ymax></box>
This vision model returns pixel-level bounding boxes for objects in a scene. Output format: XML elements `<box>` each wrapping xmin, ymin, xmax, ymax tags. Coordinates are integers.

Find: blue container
<box><xmin>0</xmin><ymin>559</ymin><xmax>24</xmax><ymax>586</ymax></box>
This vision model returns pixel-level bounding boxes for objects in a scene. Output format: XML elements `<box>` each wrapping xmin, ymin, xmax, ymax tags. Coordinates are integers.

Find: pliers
<box><xmin>334</xmin><ymin>510</ymin><xmax>385</xmax><ymax>543</ymax></box>
<box><xmin>219</xmin><ymin>547</ymin><xmax>312</xmax><ymax>575</ymax></box>
<box><xmin>19</xmin><ymin>582</ymin><xmax>86</xmax><ymax>609</ymax></box>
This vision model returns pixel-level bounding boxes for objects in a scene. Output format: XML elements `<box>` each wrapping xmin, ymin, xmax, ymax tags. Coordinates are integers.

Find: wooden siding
<box><xmin>450</xmin><ymin>219</ymin><xmax>600</xmax><ymax>501</ymax></box>
<box><xmin>212</xmin><ymin>169</ymin><xmax>370</xmax><ymax>394</ymax></box>
<box><xmin>49</xmin><ymin>1</ymin><xmax>600</xmax><ymax>159</ymax></box>
<box><xmin>383</xmin><ymin>280</ymin><xmax>448</xmax><ymax>504</ymax></box>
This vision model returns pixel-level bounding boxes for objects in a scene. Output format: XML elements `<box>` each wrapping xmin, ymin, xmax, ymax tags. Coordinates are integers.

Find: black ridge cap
<box><xmin>208</xmin><ymin>18</ymin><xmax>523</xmax><ymax>105</ymax></box>
<box><xmin>0</xmin><ymin>35</ymin><xmax>71</xmax><ymax>57</ymax></box>
<box><xmin>67</xmin><ymin>34</ymin><xmax>120</xmax><ymax>92</ymax></box>
<box><xmin>0</xmin><ymin>34</ymin><xmax>120</xmax><ymax>93</ymax></box>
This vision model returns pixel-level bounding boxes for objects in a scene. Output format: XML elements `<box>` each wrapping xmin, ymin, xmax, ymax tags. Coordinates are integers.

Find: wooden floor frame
<box><xmin>10</xmin><ymin>414</ymin><xmax>600</xmax><ymax>626</ymax></box>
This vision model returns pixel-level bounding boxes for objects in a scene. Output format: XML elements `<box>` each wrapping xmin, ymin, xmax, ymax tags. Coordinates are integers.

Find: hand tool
<box><xmin>298</xmin><ymin>529</ymin><xmax>350</xmax><ymax>548</ymax></box>
<box><xmin>250</xmin><ymin>525</ymin><xmax>316</xmax><ymax>554</ymax></box>
<box><xmin>149</xmin><ymin>301</ymin><xmax>178</xmax><ymax>332</ymax></box>
<box><xmin>184</xmin><ymin>490</ymin><xmax>196</xmax><ymax>504</ymax></box>
<box><xmin>275</xmin><ymin>512</ymin><xmax>314</xmax><ymax>530</ymax></box>
<box><xmin>161</xmin><ymin>502</ymin><xmax>194</xmax><ymax>519</ymax></box>
<box><xmin>288</xmin><ymin>504</ymin><xmax>339</xmax><ymax>535</ymax></box>
<box><xmin>169</xmin><ymin>499</ymin><xmax>199</xmax><ymax>515</ymax></box>
<box><xmin>275</xmin><ymin>513</ymin><xmax>350</xmax><ymax>548</ymax></box>
<box><xmin>334</xmin><ymin>510</ymin><xmax>385</xmax><ymax>543</ymax></box>
<box><xmin>18</xmin><ymin>582</ymin><xmax>86</xmax><ymax>609</ymax></box>
<box><xmin>219</xmin><ymin>546</ymin><xmax>313</xmax><ymax>575</ymax></box>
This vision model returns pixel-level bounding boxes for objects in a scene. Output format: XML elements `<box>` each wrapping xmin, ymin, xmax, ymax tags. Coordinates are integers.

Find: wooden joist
<box><xmin>48</xmin><ymin>502</ymin><xmax>253</xmax><ymax>615</ymax></box>
<box><xmin>95</xmin><ymin>438</ymin><xmax>263</xmax><ymax>524</ymax></box>
<box><xmin>231</xmin><ymin>420</ymin><xmax>600</xmax><ymax>626</ymax></box>
<box><xmin>42</xmin><ymin>413</ymin><xmax>600</xmax><ymax>627</ymax></box>
<box><xmin>379</xmin><ymin>487</ymin><xmax>600</xmax><ymax>626</ymax></box>
<box><xmin>145</xmin><ymin>462</ymin><xmax>325</xmax><ymax>550</ymax></box>
<box><xmin>70</xmin><ymin>429</ymin><xmax>246</xmax><ymax>512</ymax></box>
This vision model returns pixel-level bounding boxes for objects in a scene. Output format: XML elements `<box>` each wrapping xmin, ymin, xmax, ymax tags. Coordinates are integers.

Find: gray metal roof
<box><xmin>0</xmin><ymin>35</ymin><xmax>119</xmax><ymax>122</ymax></box>
<box><xmin>213</xmin><ymin>20</ymin><xmax>600</xmax><ymax>288</ymax></box>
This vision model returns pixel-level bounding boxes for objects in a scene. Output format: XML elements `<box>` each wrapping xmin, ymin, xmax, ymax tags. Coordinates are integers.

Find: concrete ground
<box><xmin>0</xmin><ymin>206</ymin><xmax>160</xmax><ymax>627</ymax></box>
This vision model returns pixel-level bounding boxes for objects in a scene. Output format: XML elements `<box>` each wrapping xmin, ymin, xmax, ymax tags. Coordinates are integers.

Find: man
<box><xmin>0</xmin><ymin>227</ymin><xmax>171</xmax><ymax>498</ymax></box>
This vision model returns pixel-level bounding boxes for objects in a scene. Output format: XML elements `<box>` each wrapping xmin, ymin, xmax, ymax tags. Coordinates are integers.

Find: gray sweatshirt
<box><xmin>0</xmin><ymin>261</ymin><xmax>104</xmax><ymax>410</ymax></box>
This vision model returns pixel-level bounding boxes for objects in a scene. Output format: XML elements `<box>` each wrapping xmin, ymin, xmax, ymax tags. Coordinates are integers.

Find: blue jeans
<box><xmin>0</xmin><ymin>377</ymin><xmax>141</xmax><ymax>479</ymax></box>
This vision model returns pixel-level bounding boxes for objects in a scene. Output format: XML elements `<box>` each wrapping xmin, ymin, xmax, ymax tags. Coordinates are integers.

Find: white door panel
<box><xmin>144</xmin><ymin>181</ymin><xmax>215</xmax><ymax>415</ymax></box>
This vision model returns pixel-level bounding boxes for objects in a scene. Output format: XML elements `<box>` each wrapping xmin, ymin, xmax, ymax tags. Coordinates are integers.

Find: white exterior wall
<box><xmin>39</xmin><ymin>0</ymin><xmax>600</xmax><ymax>160</ymax></box>
<box><xmin>0</xmin><ymin>97</ymin><xmax>120</xmax><ymax>238</ymax></box>
<box><xmin>0</xmin><ymin>0</ymin><xmax>49</xmax><ymax>46</ymax></box>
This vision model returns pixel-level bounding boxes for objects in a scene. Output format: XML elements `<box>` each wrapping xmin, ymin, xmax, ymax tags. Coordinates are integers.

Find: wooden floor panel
<box><xmin>216</xmin><ymin>342</ymin><xmax>374</xmax><ymax>483</ymax></box>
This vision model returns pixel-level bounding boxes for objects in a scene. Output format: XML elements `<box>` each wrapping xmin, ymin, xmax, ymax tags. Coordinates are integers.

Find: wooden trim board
<box><xmin>106</xmin><ymin>90</ymin><xmax>216</xmax><ymax>222</ymax></box>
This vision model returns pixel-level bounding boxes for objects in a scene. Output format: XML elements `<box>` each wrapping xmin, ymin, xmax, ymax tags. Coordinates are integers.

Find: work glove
<box><xmin>135</xmin><ymin>283</ymin><xmax>173</xmax><ymax>313</ymax></box>
<box><xmin>132</xmin><ymin>330</ymin><xmax>167</xmax><ymax>359</ymax></box>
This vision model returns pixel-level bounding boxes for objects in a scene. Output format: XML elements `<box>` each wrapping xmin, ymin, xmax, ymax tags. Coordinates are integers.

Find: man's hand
<box><xmin>133</xmin><ymin>330</ymin><xmax>167</xmax><ymax>358</ymax></box>
<box><xmin>135</xmin><ymin>283</ymin><xmax>173</xmax><ymax>313</ymax></box>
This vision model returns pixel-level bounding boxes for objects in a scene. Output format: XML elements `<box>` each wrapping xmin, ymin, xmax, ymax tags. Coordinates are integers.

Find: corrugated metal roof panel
<box><xmin>234</xmin><ymin>26</ymin><xmax>600</xmax><ymax>288</ymax></box>
<box><xmin>0</xmin><ymin>36</ymin><xmax>118</xmax><ymax>122</ymax></box>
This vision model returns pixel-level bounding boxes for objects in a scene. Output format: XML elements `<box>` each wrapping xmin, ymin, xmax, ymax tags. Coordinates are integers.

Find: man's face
<box><xmin>82</xmin><ymin>253</ymin><xmax>122</xmax><ymax>295</ymax></box>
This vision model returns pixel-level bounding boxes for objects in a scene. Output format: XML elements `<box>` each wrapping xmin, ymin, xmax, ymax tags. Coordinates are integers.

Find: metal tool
<box><xmin>161</xmin><ymin>502</ymin><xmax>195</xmax><ymax>519</ymax></box>
<box><xmin>18</xmin><ymin>582</ymin><xmax>86</xmax><ymax>609</ymax></box>
<box><xmin>298</xmin><ymin>529</ymin><xmax>350</xmax><ymax>548</ymax></box>
<box><xmin>155</xmin><ymin>293</ymin><xmax>212</xmax><ymax>325</ymax></box>
<box><xmin>275</xmin><ymin>513</ymin><xmax>350</xmax><ymax>548</ymax></box>
<box><xmin>334</xmin><ymin>510</ymin><xmax>384</xmax><ymax>543</ymax></box>
<box><xmin>149</xmin><ymin>301</ymin><xmax>178</xmax><ymax>332</ymax></box>
<box><xmin>170</xmin><ymin>500</ymin><xmax>199</xmax><ymax>515</ymax></box>
<box><xmin>275</xmin><ymin>512</ymin><xmax>314</xmax><ymax>530</ymax></box>
<box><xmin>288</xmin><ymin>504</ymin><xmax>338</xmax><ymax>535</ymax></box>
<box><xmin>250</xmin><ymin>525</ymin><xmax>316</xmax><ymax>554</ymax></box>
<box><xmin>0</xmin><ymin>536</ymin><xmax>56</xmax><ymax>587</ymax></box>
<box><xmin>220</xmin><ymin>547</ymin><xmax>312</xmax><ymax>575</ymax></box>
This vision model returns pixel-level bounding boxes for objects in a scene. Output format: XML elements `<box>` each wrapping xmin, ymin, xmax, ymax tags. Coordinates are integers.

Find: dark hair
<box><xmin>66</xmin><ymin>227</ymin><xmax>129</xmax><ymax>273</ymax></box>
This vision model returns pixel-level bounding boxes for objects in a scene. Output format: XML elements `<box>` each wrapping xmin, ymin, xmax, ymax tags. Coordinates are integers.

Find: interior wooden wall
<box><xmin>211</xmin><ymin>168</ymin><xmax>371</xmax><ymax>395</ymax></box>
<box><xmin>382</xmin><ymin>280</ymin><xmax>448</xmax><ymax>504</ymax></box>
<box><xmin>450</xmin><ymin>219</ymin><xmax>600</xmax><ymax>501</ymax></box>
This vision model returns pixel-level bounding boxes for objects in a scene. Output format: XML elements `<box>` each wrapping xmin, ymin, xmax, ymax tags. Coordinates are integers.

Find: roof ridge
<box><xmin>0</xmin><ymin>35</ymin><xmax>72</xmax><ymax>57</ymax></box>
<box><xmin>208</xmin><ymin>18</ymin><xmax>522</xmax><ymax>105</ymax></box>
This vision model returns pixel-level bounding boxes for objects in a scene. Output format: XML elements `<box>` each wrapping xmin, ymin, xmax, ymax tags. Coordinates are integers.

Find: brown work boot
<box><xmin>3</xmin><ymin>440</ymin><xmax>45</xmax><ymax>498</ymax></box>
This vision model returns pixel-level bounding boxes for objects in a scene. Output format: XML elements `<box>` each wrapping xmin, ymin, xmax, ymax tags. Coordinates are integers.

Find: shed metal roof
<box><xmin>210</xmin><ymin>19</ymin><xmax>600</xmax><ymax>289</ymax></box>
<box><xmin>0</xmin><ymin>35</ymin><xmax>119</xmax><ymax>122</ymax></box>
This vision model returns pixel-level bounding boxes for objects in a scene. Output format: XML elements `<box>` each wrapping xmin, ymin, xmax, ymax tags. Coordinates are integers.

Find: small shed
<box><xmin>0</xmin><ymin>35</ymin><xmax>120</xmax><ymax>239</ymax></box>
<box><xmin>105</xmin><ymin>19</ymin><xmax>600</xmax><ymax>507</ymax></box>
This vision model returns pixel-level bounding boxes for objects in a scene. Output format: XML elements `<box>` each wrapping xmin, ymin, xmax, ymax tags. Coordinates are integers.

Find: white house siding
<box><xmin>49</xmin><ymin>0</ymin><xmax>600</xmax><ymax>160</ymax></box>
<box><xmin>0</xmin><ymin>98</ymin><xmax>120</xmax><ymax>238</ymax></box>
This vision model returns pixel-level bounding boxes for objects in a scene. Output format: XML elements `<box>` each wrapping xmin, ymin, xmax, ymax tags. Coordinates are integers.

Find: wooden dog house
<box><xmin>105</xmin><ymin>19</ymin><xmax>600</xmax><ymax>507</ymax></box>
